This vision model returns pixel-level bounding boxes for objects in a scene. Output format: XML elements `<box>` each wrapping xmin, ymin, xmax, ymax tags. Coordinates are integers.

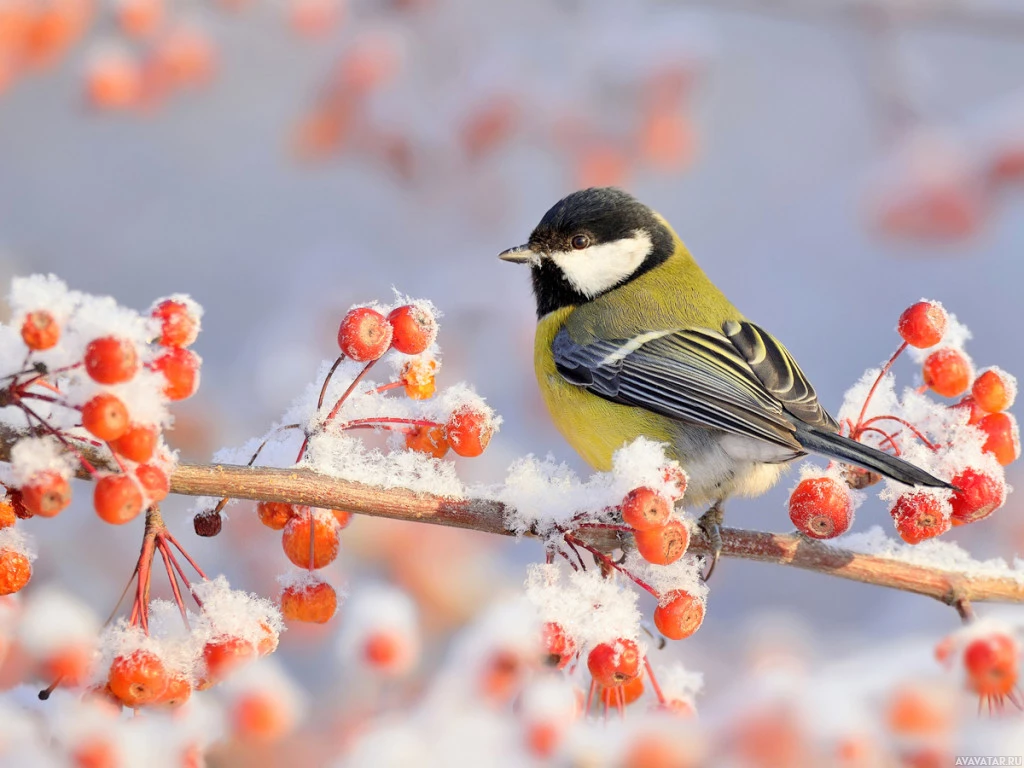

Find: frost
<box><xmin>0</xmin><ymin>528</ymin><xmax>36</xmax><ymax>560</ymax></box>
<box><xmin>9</xmin><ymin>437</ymin><xmax>77</xmax><ymax>485</ymax></box>
<box><xmin>658</xmin><ymin>662</ymin><xmax>704</xmax><ymax>705</ymax></box>
<box><xmin>8</xmin><ymin>274</ymin><xmax>78</xmax><ymax>326</ymax></box>
<box><xmin>17</xmin><ymin>587</ymin><xmax>100</xmax><ymax>658</ymax></box>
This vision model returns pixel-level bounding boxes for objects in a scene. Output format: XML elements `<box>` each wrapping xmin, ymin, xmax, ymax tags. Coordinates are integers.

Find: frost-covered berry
<box><xmin>387</xmin><ymin>305</ymin><xmax>437</xmax><ymax>355</ymax></box>
<box><xmin>21</xmin><ymin>470</ymin><xmax>72</xmax><ymax>517</ymax></box>
<box><xmin>152</xmin><ymin>298</ymin><xmax>200</xmax><ymax>348</ymax></box>
<box><xmin>922</xmin><ymin>348</ymin><xmax>972</xmax><ymax>398</ymax></box>
<box><xmin>621</xmin><ymin>487</ymin><xmax>671</xmax><ymax>531</ymax></box>
<box><xmin>634</xmin><ymin>519</ymin><xmax>689</xmax><ymax>565</ymax></box>
<box><xmin>972</xmin><ymin>368</ymin><xmax>1016</xmax><ymax>414</ymax></box>
<box><xmin>94</xmin><ymin>474</ymin><xmax>144</xmax><ymax>524</ymax></box>
<box><xmin>404</xmin><ymin>425</ymin><xmax>449</xmax><ymax>458</ymax></box>
<box><xmin>280</xmin><ymin>579</ymin><xmax>337</xmax><ymax>623</ymax></box>
<box><xmin>587</xmin><ymin>639</ymin><xmax>641</xmax><ymax>686</ymax></box>
<box><xmin>952</xmin><ymin>395</ymin><xmax>986</xmax><ymax>426</ymax></box>
<box><xmin>400</xmin><ymin>357</ymin><xmax>438</xmax><ymax>400</ymax></box>
<box><xmin>81</xmin><ymin>393</ymin><xmax>130</xmax><ymax>441</ymax></box>
<box><xmin>788</xmin><ymin>476</ymin><xmax>853</xmax><ymax>539</ymax></box>
<box><xmin>110</xmin><ymin>423</ymin><xmax>158</xmax><ymax>463</ymax></box>
<box><xmin>257</xmin><ymin>501</ymin><xmax>299</xmax><ymax>530</ymax></box>
<box><xmin>978</xmin><ymin>412</ymin><xmax>1020</xmax><ymax>466</ymax></box>
<box><xmin>331</xmin><ymin>509</ymin><xmax>352</xmax><ymax>529</ymax></box>
<box><xmin>898</xmin><ymin>301</ymin><xmax>947</xmax><ymax>348</ymax></box>
<box><xmin>232</xmin><ymin>692</ymin><xmax>291</xmax><ymax>742</ymax></box>
<box><xmin>445</xmin><ymin>407</ymin><xmax>494</xmax><ymax>457</ymax></box>
<box><xmin>891</xmin><ymin>493</ymin><xmax>951</xmax><ymax>544</ymax></box>
<box><xmin>108</xmin><ymin>649</ymin><xmax>169</xmax><ymax>707</ymax></box>
<box><xmin>661</xmin><ymin>465</ymin><xmax>688</xmax><ymax>501</ymax></box>
<box><xmin>201</xmin><ymin>636</ymin><xmax>256</xmax><ymax>687</ymax></box>
<box><xmin>84</xmin><ymin>336</ymin><xmax>139</xmax><ymax>384</ymax></box>
<box><xmin>338</xmin><ymin>307</ymin><xmax>393</xmax><ymax>362</ymax></box>
<box><xmin>949</xmin><ymin>468</ymin><xmax>1006</xmax><ymax>526</ymax></box>
<box><xmin>963</xmin><ymin>632</ymin><xmax>1019</xmax><ymax>699</ymax></box>
<box><xmin>0</xmin><ymin>549</ymin><xmax>31</xmax><ymax>595</ymax></box>
<box><xmin>153</xmin><ymin>347</ymin><xmax>201</xmax><ymax>401</ymax></box>
<box><xmin>542</xmin><ymin>622</ymin><xmax>576</xmax><ymax>670</ymax></box>
<box><xmin>654</xmin><ymin>590</ymin><xmax>705</xmax><ymax>640</ymax></box>
<box><xmin>136</xmin><ymin>463</ymin><xmax>169</xmax><ymax>502</ymax></box>
<box><xmin>0</xmin><ymin>500</ymin><xmax>15</xmax><ymax>529</ymax></box>
<box><xmin>21</xmin><ymin>310</ymin><xmax>60</xmax><ymax>350</ymax></box>
<box><xmin>155</xmin><ymin>673</ymin><xmax>192</xmax><ymax>708</ymax></box>
<box><xmin>257</xmin><ymin>621</ymin><xmax>280</xmax><ymax>656</ymax></box>
<box><xmin>281</xmin><ymin>511</ymin><xmax>340</xmax><ymax>570</ymax></box>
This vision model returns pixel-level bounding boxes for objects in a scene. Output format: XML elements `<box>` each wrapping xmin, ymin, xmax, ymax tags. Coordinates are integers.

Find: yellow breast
<box><xmin>534</xmin><ymin>308</ymin><xmax>676</xmax><ymax>471</ymax></box>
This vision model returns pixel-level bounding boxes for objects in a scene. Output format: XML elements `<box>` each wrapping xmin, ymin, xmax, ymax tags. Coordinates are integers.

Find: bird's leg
<box><xmin>697</xmin><ymin>501</ymin><xmax>724</xmax><ymax>581</ymax></box>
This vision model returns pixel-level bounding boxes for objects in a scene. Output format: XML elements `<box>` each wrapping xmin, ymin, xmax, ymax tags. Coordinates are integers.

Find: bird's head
<box><xmin>499</xmin><ymin>187</ymin><xmax>675</xmax><ymax>316</ymax></box>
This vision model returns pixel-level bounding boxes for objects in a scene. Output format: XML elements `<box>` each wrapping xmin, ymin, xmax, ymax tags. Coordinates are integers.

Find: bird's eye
<box><xmin>571</xmin><ymin>234</ymin><xmax>590</xmax><ymax>250</ymax></box>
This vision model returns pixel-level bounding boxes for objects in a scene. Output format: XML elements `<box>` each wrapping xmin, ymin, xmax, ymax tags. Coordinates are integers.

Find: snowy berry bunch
<box><xmin>0</xmin><ymin>275</ymin><xmax>202</xmax><ymax>598</ymax></box>
<box><xmin>936</xmin><ymin>619</ymin><xmax>1022</xmax><ymax>712</ymax></box>
<box><xmin>200</xmin><ymin>297</ymin><xmax>499</xmax><ymax>626</ymax></box>
<box><xmin>788</xmin><ymin>299</ymin><xmax>1018</xmax><ymax>545</ymax></box>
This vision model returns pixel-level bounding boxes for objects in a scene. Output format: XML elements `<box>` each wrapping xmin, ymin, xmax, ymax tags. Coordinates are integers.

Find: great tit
<box><xmin>500</xmin><ymin>187</ymin><xmax>949</xmax><ymax>576</ymax></box>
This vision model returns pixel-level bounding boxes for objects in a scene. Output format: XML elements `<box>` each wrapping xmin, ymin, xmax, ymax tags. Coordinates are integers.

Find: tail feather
<box><xmin>795</xmin><ymin>424</ymin><xmax>951</xmax><ymax>489</ymax></box>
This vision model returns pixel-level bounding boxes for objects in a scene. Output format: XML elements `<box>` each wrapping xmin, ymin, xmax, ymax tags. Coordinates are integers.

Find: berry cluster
<box><xmin>936</xmin><ymin>621</ymin><xmax>1021</xmax><ymax>711</ymax></box>
<box><xmin>788</xmin><ymin>299</ymin><xmax>1017</xmax><ymax>545</ymax></box>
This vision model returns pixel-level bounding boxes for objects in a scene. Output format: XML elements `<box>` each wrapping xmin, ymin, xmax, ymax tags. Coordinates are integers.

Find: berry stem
<box><xmin>307</xmin><ymin>506</ymin><xmax>316</xmax><ymax>570</ymax></box>
<box><xmin>575</xmin><ymin>523</ymin><xmax>634</xmax><ymax>533</ymax></box>
<box><xmin>157</xmin><ymin>538</ymin><xmax>191</xmax><ymax>629</ymax></box>
<box><xmin>316</xmin><ymin>354</ymin><xmax>345</xmax><ymax>411</ymax></box>
<box><xmin>644</xmin><ymin>656</ymin><xmax>667</xmax><ymax>705</ymax></box>
<box><xmin>372</xmin><ymin>382</ymin><xmax>404</xmax><ymax>394</ymax></box>
<box><xmin>856</xmin><ymin>426</ymin><xmax>902</xmax><ymax>455</ymax></box>
<box><xmin>854</xmin><ymin>341</ymin><xmax>908</xmax><ymax>431</ymax></box>
<box><xmin>162</xmin><ymin>530</ymin><xmax>208</xmax><ymax>580</ymax></box>
<box><xmin>337</xmin><ymin>417</ymin><xmax>444</xmax><ymax>431</ymax></box>
<box><xmin>163</xmin><ymin>544</ymin><xmax>202</xmax><ymax>608</ymax></box>
<box><xmin>18</xmin><ymin>401</ymin><xmax>99</xmax><ymax>476</ymax></box>
<box><xmin>565</xmin><ymin>534</ymin><xmax>660</xmax><ymax>598</ymax></box>
<box><xmin>323</xmin><ymin>358</ymin><xmax>379</xmax><ymax>426</ymax></box>
<box><xmin>859</xmin><ymin>415</ymin><xmax>939</xmax><ymax>450</ymax></box>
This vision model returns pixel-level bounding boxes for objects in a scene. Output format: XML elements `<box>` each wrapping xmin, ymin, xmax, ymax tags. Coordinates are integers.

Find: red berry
<box><xmin>331</xmin><ymin>509</ymin><xmax>352</xmax><ymax>529</ymax></box>
<box><xmin>21</xmin><ymin>310</ymin><xmax>60</xmax><ymax>350</ymax></box>
<box><xmin>151</xmin><ymin>298</ymin><xmax>199</xmax><ymax>348</ymax></box>
<box><xmin>107</xmin><ymin>649</ymin><xmax>169</xmax><ymax>707</ymax></box>
<box><xmin>84</xmin><ymin>336</ymin><xmax>139</xmax><ymax>384</ymax></box>
<box><xmin>281</xmin><ymin>510</ymin><xmax>340</xmax><ymax>569</ymax></box>
<box><xmin>891</xmin><ymin>492</ymin><xmax>951</xmax><ymax>544</ymax></box>
<box><xmin>81</xmin><ymin>393</ymin><xmax>130</xmax><ymax>441</ymax></box>
<box><xmin>621</xmin><ymin>487</ymin><xmax>671</xmax><ymax>531</ymax></box>
<box><xmin>951</xmin><ymin>395</ymin><xmax>986</xmax><ymax>426</ymax></box>
<box><xmin>948</xmin><ymin>467</ymin><xmax>1006</xmax><ymax>526</ymax></box>
<box><xmin>387</xmin><ymin>304</ymin><xmax>437</xmax><ymax>355</ymax></box>
<box><xmin>94</xmin><ymin>474</ymin><xmax>144</xmax><ymax>525</ymax></box>
<box><xmin>338</xmin><ymin>307</ymin><xmax>393</xmax><ymax>361</ymax></box>
<box><xmin>963</xmin><ymin>632</ymin><xmax>1019</xmax><ymax>698</ymax></box>
<box><xmin>633</xmin><ymin>519</ymin><xmax>689</xmax><ymax>565</ymax></box>
<box><xmin>599</xmin><ymin>675</ymin><xmax>645</xmax><ymax>707</ymax></box>
<box><xmin>898</xmin><ymin>301</ymin><xmax>947</xmax><ymax>348</ymax></box>
<box><xmin>154</xmin><ymin>673</ymin><xmax>192</xmax><ymax>708</ymax></box>
<box><xmin>978</xmin><ymin>412</ymin><xmax>1020</xmax><ymax>466</ymax></box>
<box><xmin>653</xmin><ymin>590</ymin><xmax>705</xmax><ymax>640</ymax></box>
<box><xmin>21</xmin><ymin>471</ymin><xmax>72</xmax><ymax>517</ymax></box>
<box><xmin>541</xmin><ymin>622</ymin><xmax>576</xmax><ymax>670</ymax></box>
<box><xmin>404</xmin><ymin>425</ymin><xmax>449</xmax><ymax>458</ymax></box>
<box><xmin>0</xmin><ymin>549</ymin><xmax>32</xmax><ymax>595</ymax></box>
<box><xmin>110</xmin><ymin>424</ymin><xmax>158</xmax><ymax>463</ymax></box>
<box><xmin>445</xmin><ymin>406</ymin><xmax>493</xmax><ymax>457</ymax></box>
<box><xmin>0</xmin><ymin>501</ymin><xmax>15</xmax><ymax>529</ymax></box>
<box><xmin>922</xmin><ymin>348</ymin><xmax>972</xmax><ymax>398</ymax></box>
<box><xmin>257</xmin><ymin>501</ymin><xmax>298</xmax><ymax>530</ymax></box>
<box><xmin>587</xmin><ymin>639</ymin><xmax>641</xmax><ymax>687</ymax></box>
<box><xmin>972</xmin><ymin>368</ymin><xmax>1016</xmax><ymax>413</ymax></box>
<box><xmin>153</xmin><ymin>347</ymin><xmax>200</xmax><ymax>401</ymax></box>
<box><xmin>200</xmin><ymin>636</ymin><xmax>256</xmax><ymax>687</ymax></box>
<box><xmin>788</xmin><ymin>476</ymin><xmax>853</xmax><ymax>539</ymax></box>
<box><xmin>280</xmin><ymin>579</ymin><xmax>337</xmax><ymax>623</ymax></box>
<box><xmin>661</xmin><ymin>466</ymin><xmax>688</xmax><ymax>501</ymax></box>
<box><xmin>135</xmin><ymin>464</ymin><xmax>169</xmax><ymax>502</ymax></box>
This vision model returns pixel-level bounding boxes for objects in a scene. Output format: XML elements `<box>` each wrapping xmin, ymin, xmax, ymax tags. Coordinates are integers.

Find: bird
<box><xmin>499</xmin><ymin>187</ymin><xmax>950</xmax><ymax>578</ymax></box>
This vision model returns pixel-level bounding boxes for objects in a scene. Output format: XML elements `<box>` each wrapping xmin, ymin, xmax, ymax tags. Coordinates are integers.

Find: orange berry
<box><xmin>922</xmin><ymin>348</ymin><xmax>972</xmax><ymax>398</ymax></box>
<box><xmin>885</xmin><ymin>683</ymin><xmax>952</xmax><ymax>736</ymax></box>
<box><xmin>41</xmin><ymin>643</ymin><xmax>94</xmax><ymax>687</ymax></box>
<box><xmin>151</xmin><ymin>298</ymin><xmax>199</xmax><ymax>347</ymax></box>
<box><xmin>963</xmin><ymin>632</ymin><xmax>1019</xmax><ymax>698</ymax></box>
<box><xmin>898</xmin><ymin>301</ymin><xmax>947</xmax><ymax>349</ymax></box>
<box><xmin>400</xmin><ymin>357</ymin><xmax>438</xmax><ymax>400</ymax></box>
<box><xmin>788</xmin><ymin>476</ymin><xmax>853</xmax><ymax>539</ymax></box>
<box><xmin>84</xmin><ymin>49</ymin><xmax>142</xmax><ymax>109</ymax></box>
<box><xmin>154</xmin><ymin>672</ymin><xmax>191</xmax><ymax>708</ymax></box>
<box><xmin>281</xmin><ymin>511</ymin><xmax>340</xmax><ymax>569</ymax></box>
<box><xmin>480</xmin><ymin>649</ymin><xmax>522</xmax><ymax>703</ymax></box>
<box><xmin>116</xmin><ymin>0</ymin><xmax>163</xmax><ymax>38</ymax></box>
<box><xmin>94</xmin><ymin>474</ymin><xmax>144</xmax><ymax>525</ymax></box>
<box><xmin>201</xmin><ymin>636</ymin><xmax>256</xmax><ymax>686</ymax></box>
<box><xmin>363</xmin><ymin>630</ymin><xmax>406</xmax><ymax>669</ymax></box>
<box><xmin>85</xmin><ymin>337</ymin><xmax>138</xmax><ymax>384</ymax></box>
<box><xmin>621</xmin><ymin>487</ymin><xmax>671</xmax><ymax>531</ymax></box>
<box><xmin>404</xmin><ymin>424</ymin><xmax>449</xmax><ymax>458</ymax></box>
<box><xmin>525</xmin><ymin>722</ymin><xmax>561</xmax><ymax>760</ymax></box>
<box><xmin>0</xmin><ymin>549</ymin><xmax>31</xmax><ymax>595</ymax></box>
<box><xmin>107</xmin><ymin>649</ymin><xmax>169</xmax><ymax>707</ymax></box>
<box><xmin>891</xmin><ymin>493</ymin><xmax>951</xmax><ymax>544</ymax></box>
<box><xmin>153</xmin><ymin>347</ymin><xmax>200</xmax><ymax>401</ymax></box>
<box><xmin>653</xmin><ymin>590</ymin><xmax>705</xmax><ymax>640</ymax></box>
<box><xmin>0</xmin><ymin>501</ymin><xmax>16</xmax><ymax>529</ymax></box>
<box><xmin>257</xmin><ymin>501</ymin><xmax>298</xmax><ymax>531</ymax></box>
<box><xmin>542</xmin><ymin>622</ymin><xmax>576</xmax><ymax>670</ymax></box>
<box><xmin>81</xmin><ymin>393</ymin><xmax>130</xmax><ymax>441</ymax></box>
<box><xmin>331</xmin><ymin>509</ymin><xmax>352</xmax><ymax>529</ymax></box>
<box><xmin>978</xmin><ymin>412</ymin><xmax>1020</xmax><ymax>466</ymax></box>
<box><xmin>338</xmin><ymin>307</ymin><xmax>392</xmax><ymax>362</ymax></box>
<box><xmin>387</xmin><ymin>305</ymin><xmax>437</xmax><ymax>356</ymax></box>
<box><xmin>233</xmin><ymin>691</ymin><xmax>291</xmax><ymax>742</ymax></box>
<box><xmin>280</xmin><ymin>579</ymin><xmax>337</xmax><ymax>623</ymax></box>
<box><xmin>135</xmin><ymin>463</ymin><xmax>169</xmax><ymax>502</ymax></box>
<box><xmin>952</xmin><ymin>395</ymin><xmax>986</xmax><ymax>426</ymax></box>
<box><xmin>948</xmin><ymin>467</ymin><xmax>1006</xmax><ymax>526</ymax></box>
<box><xmin>110</xmin><ymin>423</ymin><xmax>158</xmax><ymax>463</ymax></box>
<box><xmin>21</xmin><ymin>470</ymin><xmax>71</xmax><ymax>517</ymax></box>
<box><xmin>445</xmin><ymin>406</ymin><xmax>493</xmax><ymax>457</ymax></box>
<box><xmin>971</xmin><ymin>368</ymin><xmax>1015</xmax><ymax>413</ymax></box>
<box><xmin>634</xmin><ymin>519</ymin><xmax>689</xmax><ymax>565</ymax></box>
<box><xmin>21</xmin><ymin>309</ymin><xmax>60</xmax><ymax>350</ymax></box>
<box><xmin>587</xmin><ymin>639</ymin><xmax>641</xmax><ymax>687</ymax></box>
<box><xmin>152</xmin><ymin>24</ymin><xmax>215</xmax><ymax>88</ymax></box>
<box><xmin>622</xmin><ymin>733</ymin><xmax>692</xmax><ymax>768</ymax></box>
<box><xmin>72</xmin><ymin>737</ymin><xmax>119</xmax><ymax>768</ymax></box>
<box><xmin>600</xmin><ymin>674</ymin><xmax>644</xmax><ymax>707</ymax></box>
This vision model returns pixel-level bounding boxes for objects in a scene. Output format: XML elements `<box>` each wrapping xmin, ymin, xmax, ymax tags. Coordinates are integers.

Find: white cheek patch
<box><xmin>548</xmin><ymin>230</ymin><xmax>653</xmax><ymax>298</ymax></box>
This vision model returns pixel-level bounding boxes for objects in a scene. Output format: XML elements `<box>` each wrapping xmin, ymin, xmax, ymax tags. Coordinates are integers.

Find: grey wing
<box><xmin>552</xmin><ymin>325</ymin><xmax>805</xmax><ymax>452</ymax></box>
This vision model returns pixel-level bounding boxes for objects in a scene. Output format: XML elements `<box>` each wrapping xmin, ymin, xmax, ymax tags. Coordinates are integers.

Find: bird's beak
<box><xmin>498</xmin><ymin>244</ymin><xmax>536</xmax><ymax>264</ymax></box>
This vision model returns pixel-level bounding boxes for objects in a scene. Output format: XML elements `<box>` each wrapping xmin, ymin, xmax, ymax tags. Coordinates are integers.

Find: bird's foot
<box><xmin>698</xmin><ymin>502</ymin><xmax>724</xmax><ymax>582</ymax></box>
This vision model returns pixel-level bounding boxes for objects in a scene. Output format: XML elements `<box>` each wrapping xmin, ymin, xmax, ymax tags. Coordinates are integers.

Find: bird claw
<box><xmin>698</xmin><ymin>502</ymin><xmax>724</xmax><ymax>582</ymax></box>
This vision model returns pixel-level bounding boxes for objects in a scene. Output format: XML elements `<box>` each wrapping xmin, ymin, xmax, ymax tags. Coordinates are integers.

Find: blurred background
<box><xmin>2</xmin><ymin>0</ymin><xmax>1024</xmax><ymax>763</ymax></box>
